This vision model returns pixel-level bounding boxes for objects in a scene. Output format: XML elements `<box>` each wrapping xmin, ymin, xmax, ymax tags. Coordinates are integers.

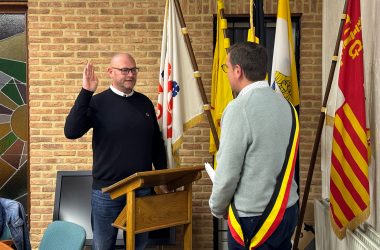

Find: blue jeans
<box><xmin>228</xmin><ymin>203</ymin><xmax>298</xmax><ymax>250</ymax></box>
<box><xmin>91</xmin><ymin>188</ymin><xmax>151</xmax><ymax>250</ymax></box>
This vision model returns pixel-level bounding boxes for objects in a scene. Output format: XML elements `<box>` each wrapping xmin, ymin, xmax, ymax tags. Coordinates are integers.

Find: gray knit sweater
<box><xmin>209</xmin><ymin>81</ymin><xmax>299</xmax><ymax>218</ymax></box>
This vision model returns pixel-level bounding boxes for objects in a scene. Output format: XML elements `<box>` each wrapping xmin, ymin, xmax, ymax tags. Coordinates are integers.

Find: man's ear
<box><xmin>235</xmin><ymin>64</ymin><xmax>243</xmax><ymax>79</ymax></box>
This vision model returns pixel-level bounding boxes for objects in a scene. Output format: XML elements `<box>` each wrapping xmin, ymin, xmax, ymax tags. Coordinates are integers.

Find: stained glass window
<box><xmin>0</xmin><ymin>13</ymin><xmax>28</xmax><ymax>211</ymax></box>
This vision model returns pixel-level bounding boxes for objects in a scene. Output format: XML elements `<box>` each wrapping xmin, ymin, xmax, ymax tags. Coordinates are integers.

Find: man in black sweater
<box><xmin>64</xmin><ymin>53</ymin><xmax>167</xmax><ymax>250</ymax></box>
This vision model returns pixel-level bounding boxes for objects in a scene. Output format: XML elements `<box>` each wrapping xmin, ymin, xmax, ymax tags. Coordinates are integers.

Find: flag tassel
<box><xmin>292</xmin><ymin>0</ymin><xmax>349</xmax><ymax>248</ymax></box>
<box><xmin>330</xmin><ymin>207</ymin><xmax>370</xmax><ymax>239</ymax></box>
<box><xmin>217</xmin><ymin>0</ymin><xmax>229</xmax><ymax>55</ymax></box>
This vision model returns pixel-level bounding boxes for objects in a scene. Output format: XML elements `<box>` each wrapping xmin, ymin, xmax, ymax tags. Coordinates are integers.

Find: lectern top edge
<box><xmin>102</xmin><ymin>165</ymin><xmax>204</xmax><ymax>194</ymax></box>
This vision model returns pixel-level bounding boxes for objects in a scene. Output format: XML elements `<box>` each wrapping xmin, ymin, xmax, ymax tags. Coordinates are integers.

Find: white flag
<box><xmin>157</xmin><ymin>0</ymin><xmax>204</xmax><ymax>168</ymax></box>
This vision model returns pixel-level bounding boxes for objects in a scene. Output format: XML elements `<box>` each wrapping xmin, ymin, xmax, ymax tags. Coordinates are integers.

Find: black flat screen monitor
<box><xmin>53</xmin><ymin>170</ymin><xmax>175</xmax><ymax>247</ymax></box>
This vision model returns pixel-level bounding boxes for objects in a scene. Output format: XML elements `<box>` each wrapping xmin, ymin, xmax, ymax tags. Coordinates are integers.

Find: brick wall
<box><xmin>27</xmin><ymin>0</ymin><xmax>322</xmax><ymax>249</ymax></box>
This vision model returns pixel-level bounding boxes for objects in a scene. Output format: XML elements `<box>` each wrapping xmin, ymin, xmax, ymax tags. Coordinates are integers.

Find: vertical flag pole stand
<box><xmin>173</xmin><ymin>0</ymin><xmax>220</xmax><ymax>148</ymax></box>
<box><xmin>292</xmin><ymin>0</ymin><xmax>348</xmax><ymax>249</ymax></box>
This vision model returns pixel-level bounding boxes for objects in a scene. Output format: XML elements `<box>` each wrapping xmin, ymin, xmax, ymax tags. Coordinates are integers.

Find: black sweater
<box><xmin>64</xmin><ymin>88</ymin><xmax>167</xmax><ymax>189</ymax></box>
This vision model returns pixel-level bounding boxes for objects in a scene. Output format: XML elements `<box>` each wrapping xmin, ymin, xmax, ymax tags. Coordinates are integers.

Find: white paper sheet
<box><xmin>205</xmin><ymin>162</ymin><xmax>215</xmax><ymax>183</ymax></box>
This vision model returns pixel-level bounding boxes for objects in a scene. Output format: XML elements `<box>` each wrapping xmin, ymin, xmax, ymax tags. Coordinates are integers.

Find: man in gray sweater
<box><xmin>209</xmin><ymin>42</ymin><xmax>299</xmax><ymax>250</ymax></box>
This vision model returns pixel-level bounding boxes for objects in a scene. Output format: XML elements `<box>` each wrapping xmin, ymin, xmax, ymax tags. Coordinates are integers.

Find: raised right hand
<box><xmin>82</xmin><ymin>63</ymin><xmax>98</xmax><ymax>92</ymax></box>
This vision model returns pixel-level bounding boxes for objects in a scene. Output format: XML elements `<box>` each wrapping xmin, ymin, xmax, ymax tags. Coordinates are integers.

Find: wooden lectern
<box><xmin>102</xmin><ymin>165</ymin><xmax>204</xmax><ymax>250</ymax></box>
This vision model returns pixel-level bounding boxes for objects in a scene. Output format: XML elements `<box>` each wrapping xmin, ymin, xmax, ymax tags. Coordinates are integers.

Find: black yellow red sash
<box><xmin>227</xmin><ymin>102</ymin><xmax>299</xmax><ymax>249</ymax></box>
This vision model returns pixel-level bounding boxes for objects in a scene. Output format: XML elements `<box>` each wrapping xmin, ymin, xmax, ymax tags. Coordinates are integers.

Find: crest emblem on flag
<box><xmin>157</xmin><ymin>63</ymin><xmax>181</xmax><ymax>139</ymax></box>
<box><xmin>272</xmin><ymin>71</ymin><xmax>293</xmax><ymax>103</ymax></box>
<box><xmin>270</xmin><ymin>0</ymin><xmax>300</xmax><ymax>106</ymax></box>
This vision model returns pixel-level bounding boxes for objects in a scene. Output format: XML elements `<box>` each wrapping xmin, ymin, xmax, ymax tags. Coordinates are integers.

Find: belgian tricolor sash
<box><xmin>227</xmin><ymin>101</ymin><xmax>300</xmax><ymax>249</ymax></box>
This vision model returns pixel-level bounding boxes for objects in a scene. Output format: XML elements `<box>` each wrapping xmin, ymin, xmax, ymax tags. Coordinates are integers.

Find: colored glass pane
<box><xmin>0</xmin><ymin>58</ymin><xmax>26</xmax><ymax>83</ymax></box>
<box><xmin>0</xmin><ymin>11</ymin><xmax>27</xmax><ymax>213</ymax></box>
<box><xmin>11</xmin><ymin>105</ymin><xmax>27</xmax><ymax>140</ymax></box>
<box><xmin>0</xmin><ymin>161</ymin><xmax>27</xmax><ymax>199</ymax></box>
<box><xmin>19</xmin><ymin>141</ymin><xmax>27</xmax><ymax>166</ymax></box>
<box><xmin>0</xmin><ymin>158</ymin><xmax>15</xmax><ymax>187</ymax></box>
<box><xmin>2</xmin><ymin>139</ymin><xmax>23</xmax><ymax>169</ymax></box>
<box><xmin>16</xmin><ymin>84</ymin><xmax>26</xmax><ymax>104</ymax></box>
<box><xmin>0</xmin><ymin>33</ymin><xmax>27</xmax><ymax>62</ymax></box>
<box><xmin>0</xmin><ymin>104</ymin><xmax>12</xmax><ymax>115</ymax></box>
<box><xmin>0</xmin><ymin>123</ymin><xmax>11</xmax><ymax>138</ymax></box>
<box><xmin>0</xmin><ymin>114</ymin><xmax>11</xmax><ymax>123</ymax></box>
<box><xmin>0</xmin><ymin>71</ymin><xmax>12</xmax><ymax>84</ymax></box>
<box><xmin>0</xmin><ymin>132</ymin><xmax>17</xmax><ymax>155</ymax></box>
<box><xmin>1</xmin><ymin>84</ymin><xmax>24</xmax><ymax>105</ymax></box>
<box><xmin>0</xmin><ymin>91</ymin><xmax>18</xmax><ymax>110</ymax></box>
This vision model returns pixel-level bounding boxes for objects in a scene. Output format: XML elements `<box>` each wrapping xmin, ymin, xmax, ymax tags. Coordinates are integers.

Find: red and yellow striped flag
<box><xmin>329</xmin><ymin>0</ymin><xmax>370</xmax><ymax>239</ymax></box>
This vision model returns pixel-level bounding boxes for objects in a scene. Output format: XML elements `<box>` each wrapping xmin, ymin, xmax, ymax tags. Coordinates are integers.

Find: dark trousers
<box><xmin>91</xmin><ymin>188</ymin><xmax>152</xmax><ymax>250</ymax></box>
<box><xmin>228</xmin><ymin>203</ymin><xmax>298</xmax><ymax>250</ymax></box>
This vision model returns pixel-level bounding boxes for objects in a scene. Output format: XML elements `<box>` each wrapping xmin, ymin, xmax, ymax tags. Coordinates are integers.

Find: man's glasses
<box><xmin>112</xmin><ymin>67</ymin><xmax>139</xmax><ymax>75</ymax></box>
<box><xmin>221</xmin><ymin>64</ymin><xmax>228</xmax><ymax>73</ymax></box>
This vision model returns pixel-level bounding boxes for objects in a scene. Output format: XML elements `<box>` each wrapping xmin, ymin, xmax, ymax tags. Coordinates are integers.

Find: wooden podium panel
<box><xmin>102</xmin><ymin>166</ymin><xmax>204</xmax><ymax>250</ymax></box>
<box><xmin>135</xmin><ymin>191</ymin><xmax>189</xmax><ymax>233</ymax></box>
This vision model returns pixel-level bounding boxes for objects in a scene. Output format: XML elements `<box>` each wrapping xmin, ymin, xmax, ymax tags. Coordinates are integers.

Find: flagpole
<box><xmin>173</xmin><ymin>0</ymin><xmax>220</xmax><ymax>149</ymax></box>
<box><xmin>292</xmin><ymin>0</ymin><xmax>348</xmax><ymax>249</ymax></box>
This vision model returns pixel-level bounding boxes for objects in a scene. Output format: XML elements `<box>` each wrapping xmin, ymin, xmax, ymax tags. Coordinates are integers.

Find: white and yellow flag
<box><xmin>157</xmin><ymin>0</ymin><xmax>204</xmax><ymax>168</ymax></box>
<box><xmin>270</xmin><ymin>0</ymin><xmax>300</xmax><ymax>106</ymax></box>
